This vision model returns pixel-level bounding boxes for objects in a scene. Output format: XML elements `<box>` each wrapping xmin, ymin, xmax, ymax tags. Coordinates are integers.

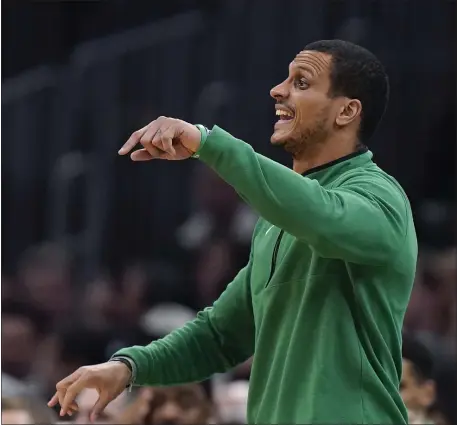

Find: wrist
<box><xmin>109</xmin><ymin>356</ymin><xmax>136</xmax><ymax>388</ymax></box>
<box><xmin>191</xmin><ymin>125</ymin><xmax>210</xmax><ymax>158</ymax></box>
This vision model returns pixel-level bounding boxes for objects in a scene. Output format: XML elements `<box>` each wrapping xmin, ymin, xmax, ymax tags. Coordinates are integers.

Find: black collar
<box><xmin>301</xmin><ymin>145</ymin><xmax>369</xmax><ymax>177</ymax></box>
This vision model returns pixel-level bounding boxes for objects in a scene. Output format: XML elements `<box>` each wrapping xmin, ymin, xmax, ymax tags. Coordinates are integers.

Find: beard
<box><xmin>277</xmin><ymin>116</ymin><xmax>329</xmax><ymax>159</ymax></box>
<box><xmin>271</xmin><ymin>103</ymin><xmax>331</xmax><ymax>159</ymax></box>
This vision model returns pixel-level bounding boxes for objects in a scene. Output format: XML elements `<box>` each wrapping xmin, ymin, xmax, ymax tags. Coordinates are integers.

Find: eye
<box><xmin>295</xmin><ymin>77</ymin><xmax>309</xmax><ymax>90</ymax></box>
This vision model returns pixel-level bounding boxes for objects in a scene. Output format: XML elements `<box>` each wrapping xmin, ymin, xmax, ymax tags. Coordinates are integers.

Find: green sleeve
<box><xmin>111</xmin><ymin>239</ymin><xmax>256</xmax><ymax>386</ymax></box>
<box><xmin>198</xmin><ymin>126</ymin><xmax>409</xmax><ymax>265</ymax></box>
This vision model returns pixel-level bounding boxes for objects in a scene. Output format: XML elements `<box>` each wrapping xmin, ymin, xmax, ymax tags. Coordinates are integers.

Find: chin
<box><xmin>270</xmin><ymin>132</ymin><xmax>288</xmax><ymax>145</ymax></box>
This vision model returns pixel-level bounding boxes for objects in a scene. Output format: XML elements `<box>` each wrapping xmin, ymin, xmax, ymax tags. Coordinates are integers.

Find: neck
<box><xmin>292</xmin><ymin>134</ymin><xmax>359</xmax><ymax>174</ymax></box>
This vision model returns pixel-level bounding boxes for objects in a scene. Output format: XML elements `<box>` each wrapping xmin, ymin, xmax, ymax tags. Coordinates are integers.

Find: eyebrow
<box><xmin>290</xmin><ymin>63</ymin><xmax>315</xmax><ymax>78</ymax></box>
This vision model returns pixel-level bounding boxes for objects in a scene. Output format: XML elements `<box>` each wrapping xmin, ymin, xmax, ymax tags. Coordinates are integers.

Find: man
<box><xmin>49</xmin><ymin>40</ymin><xmax>417</xmax><ymax>423</ymax></box>
<box><xmin>401</xmin><ymin>333</ymin><xmax>436</xmax><ymax>424</ymax></box>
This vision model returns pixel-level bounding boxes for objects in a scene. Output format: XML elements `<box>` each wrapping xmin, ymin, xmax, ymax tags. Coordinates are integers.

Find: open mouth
<box><xmin>275</xmin><ymin>108</ymin><xmax>294</xmax><ymax>124</ymax></box>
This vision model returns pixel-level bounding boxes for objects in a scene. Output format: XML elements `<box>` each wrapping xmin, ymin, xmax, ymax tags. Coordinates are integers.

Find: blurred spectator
<box><xmin>177</xmin><ymin>165</ymin><xmax>257</xmax><ymax>251</ymax></box>
<box><xmin>1</xmin><ymin>397</ymin><xmax>58</xmax><ymax>424</ymax></box>
<box><xmin>2</xmin><ymin>300</ymin><xmax>46</xmax><ymax>394</ymax></box>
<box><xmin>141</xmin><ymin>384</ymin><xmax>213</xmax><ymax>425</ymax></box>
<box><xmin>177</xmin><ymin>165</ymin><xmax>256</xmax><ymax>307</ymax></box>
<box><xmin>117</xmin><ymin>262</ymin><xmax>183</xmax><ymax>327</ymax></box>
<box><xmin>116</xmin><ymin>385</ymin><xmax>213</xmax><ymax>425</ymax></box>
<box><xmin>401</xmin><ymin>332</ymin><xmax>436</xmax><ymax>424</ymax></box>
<box><xmin>405</xmin><ymin>246</ymin><xmax>457</xmax><ymax>358</ymax></box>
<box><xmin>194</xmin><ymin>238</ymin><xmax>242</xmax><ymax>307</ymax></box>
<box><xmin>17</xmin><ymin>243</ymin><xmax>74</xmax><ymax>329</ymax></box>
<box><xmin>80</xmin><ymin>274</ymin><xmax>119</xmax><ymax>332</ymax></box>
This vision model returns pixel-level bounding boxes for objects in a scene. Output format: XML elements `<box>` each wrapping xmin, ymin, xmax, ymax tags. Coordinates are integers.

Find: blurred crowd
<box><xmin>2</xmin><ymin>167</ymin><xmax>456</xmax><ymax>424</ymax></box>
<box><xmin>2</xmin><ymin>166</ymin><xmax>256</xmax><ymax>424</ymax></box>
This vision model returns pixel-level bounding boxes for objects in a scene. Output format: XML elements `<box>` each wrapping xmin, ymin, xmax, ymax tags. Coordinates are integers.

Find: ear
<box><xmin>335</xmin><ymin>98</ymin><xmax>362</xmax><ymax>127</ymax></box>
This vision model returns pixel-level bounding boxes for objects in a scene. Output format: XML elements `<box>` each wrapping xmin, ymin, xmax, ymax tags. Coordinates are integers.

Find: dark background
<box><xmin>2</xmin><ymin>0</ymin><xmax>455</xmax><ymax>273</ymax></box>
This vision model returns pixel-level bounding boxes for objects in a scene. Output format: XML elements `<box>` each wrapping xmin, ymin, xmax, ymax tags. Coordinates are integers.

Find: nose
<box><xmin>270</xmin><ymin>79</ymin><xmax>289</xmax><ymax>101</ymax></box>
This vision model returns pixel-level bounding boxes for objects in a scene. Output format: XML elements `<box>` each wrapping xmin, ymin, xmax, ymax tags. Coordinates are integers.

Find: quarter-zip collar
<box><xmin>302</xmin><ymin>146</ymin><xmax>372</xmax><ymax>185</ymax></box>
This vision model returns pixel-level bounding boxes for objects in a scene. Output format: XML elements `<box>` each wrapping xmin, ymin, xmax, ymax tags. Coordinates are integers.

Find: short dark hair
<box><xmin>304</xmin><ymin>39</ymin><xmax>389</xmax><ymax>142</ymax></box>
<box><xmin>402</xmin><ymin>332</ymin><xmax>434</xmax><ymax>381</ymax></box>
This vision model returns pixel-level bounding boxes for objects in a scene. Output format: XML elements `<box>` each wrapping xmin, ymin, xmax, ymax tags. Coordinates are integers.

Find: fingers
<box><xmin>54</xmin><ymin>369</ymin><xmax>83</xmax><ymax>415</ymax></box>
<box><xmin>130</xmin><ymin>149</ymin><xmax>154</xmax><ymax>161</ymax></box>
<box><xmin>118</xmin><ymin>125</ymin><xmax>148</xmax><ymax>155</ymax></box>
<box><xmin>90</xmin><ymin>393</ymin><xmax>111</xmax><ymax>423</ymax></box>
<box><xmin>141</xmin><ymin>119</ymin><xmax>176</xmax><ymax>156</ymax></box>
<box><xmin>130</xmin><ymin>147</ymin><xmax>166</xmax><ymax>161</ymax></box>
<box><xmin>152</xmin><ymin>126</ymin><xmax>176</xmax><ymax>156</ymax></box>
<box><xmin>48</xmin><ymin>392</ymin><xmax>78</xmax><ymax>414</ymax></box>
<box><xmin>60</xmin><ymin>376</ymin><xmax>89</xmax><ymax>416</ymax></box>
<box><xmin>140</xmin><ymin>120</ymin><xmax>164</xmax><ymax>150</ymax></box>
<box><xmin>65</xmin><ymin>403</ymin><xmax>79</xmax><ymax>417</ymax></box>
<box><xmin>48</xmin><ymin>392</ymin><xmax>59</xmax><ymax>407</ymax></box>
<box><xmin>120</xmin><ymin>117</ymin><xmax>179</xmax><ymax>158</ymax></box>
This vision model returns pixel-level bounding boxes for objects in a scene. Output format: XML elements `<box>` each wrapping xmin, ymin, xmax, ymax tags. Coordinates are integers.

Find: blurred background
<box><xmin>1</xmin><ymin>0</ymin><xmax>456</xmax><ymax>424</ymax></box>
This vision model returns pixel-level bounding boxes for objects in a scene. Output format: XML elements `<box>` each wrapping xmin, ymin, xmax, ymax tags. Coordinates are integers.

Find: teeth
<box><xmin>275</xmin><ymin>109</ymin><xmax>293</xmax><ymax>117</ymax></box>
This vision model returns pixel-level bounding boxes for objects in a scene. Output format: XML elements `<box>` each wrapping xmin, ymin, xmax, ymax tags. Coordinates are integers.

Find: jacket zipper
<box><xmin>266</xmin><ymin>230</ymin><xmax>284</xmax><ymax>287</ymax></box>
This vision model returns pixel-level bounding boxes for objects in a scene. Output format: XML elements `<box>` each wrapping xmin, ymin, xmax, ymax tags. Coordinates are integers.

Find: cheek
<box><xmin>294</xmin><ymin>97</ymin><xmax>329</xmax><ymax>125</ymax></box>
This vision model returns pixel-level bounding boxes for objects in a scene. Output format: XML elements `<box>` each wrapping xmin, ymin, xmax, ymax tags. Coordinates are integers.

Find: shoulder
<box><xmin>335</xmin><ymin>163</ymin><xmax>410</xmax><ymax>208</ymax></box>
<box><xmin>336</xmin><ymin>164</ymin><xmax>414</xmax><ymax>237</ymax></box>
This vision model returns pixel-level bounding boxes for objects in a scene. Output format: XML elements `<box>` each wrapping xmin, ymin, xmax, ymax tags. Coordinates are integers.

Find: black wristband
<box><xmin>111</xmin><ymin>357</ymin><xmax>133</xmax><ymax>373</ymax></box>
<box><xmin>110</xmin><ymin>357</ymin><xmax>134</xmax><ymax>390</ymax></box>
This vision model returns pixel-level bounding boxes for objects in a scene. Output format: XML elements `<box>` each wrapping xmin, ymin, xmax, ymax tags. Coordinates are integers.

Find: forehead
<box><xmin>290</xmin><ymin>50</ymin><xmax>332</xmax><ymax>76</ymax></box>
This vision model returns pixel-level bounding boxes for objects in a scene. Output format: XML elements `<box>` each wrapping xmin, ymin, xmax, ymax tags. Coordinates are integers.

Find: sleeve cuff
<box><xmin>191</xmin><ymin>125</ymin><xmax>210</xmax><ymax>158</ymax></box>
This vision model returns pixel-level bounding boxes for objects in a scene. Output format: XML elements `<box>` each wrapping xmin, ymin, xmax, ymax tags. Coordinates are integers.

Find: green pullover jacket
<box><xmin>113</xmin><ymin>126</ymin><xmax>417</xmax><ymax>424</ymax></box>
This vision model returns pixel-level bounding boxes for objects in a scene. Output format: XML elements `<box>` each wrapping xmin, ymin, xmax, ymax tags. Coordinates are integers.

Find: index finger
<box><xmin>54</xmin><ymin>369</ymin><xmax>83</xmax><ymax>413</ymax></box>
<box><xmin>118</xmin><ymin>125</ymin><xmax>148</xmax><ymax>155</ymax></box>
<box><xmin>48</xmin><ymin>392</ymin><xmax>59</xmax><ymax>407</ymax></box>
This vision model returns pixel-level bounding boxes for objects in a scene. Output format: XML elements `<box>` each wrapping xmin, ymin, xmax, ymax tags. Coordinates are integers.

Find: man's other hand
<box><xmin>47</xmin><ymin>362</ymin><xmax>132</xmax><ymax>422</ymax></box>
